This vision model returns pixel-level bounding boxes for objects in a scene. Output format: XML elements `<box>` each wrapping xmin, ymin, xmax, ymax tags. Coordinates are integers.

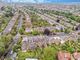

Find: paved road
<box><xmin>17</xmin><ymin>15</ymin><xmax>23</xmax><ymax>31</ymax></box>
<box><xmin>2</xmin><ymin>12</ymin><xmax>19</xmax><ymax>35</ymax></box>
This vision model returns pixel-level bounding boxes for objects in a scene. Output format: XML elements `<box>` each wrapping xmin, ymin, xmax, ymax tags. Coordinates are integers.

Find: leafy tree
<box><xmin>43</xmin><ymin>28</ymin><xmax>50</xmax><ymax>35</ymax></box>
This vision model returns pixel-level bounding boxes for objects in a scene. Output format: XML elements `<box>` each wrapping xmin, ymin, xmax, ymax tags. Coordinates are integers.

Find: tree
<box><xmin>43</xmin><ymin>28</ymin><xmax>50</xmax><ymax>36</ymax></box>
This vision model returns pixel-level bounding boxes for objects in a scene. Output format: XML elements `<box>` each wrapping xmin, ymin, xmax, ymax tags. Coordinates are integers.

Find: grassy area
<box><xmin>25</xmin><ymin>30</ymin><xmax>43</xmax><ymax>36</ymax></box>
<box><xmin>0</xmin><ymin>6</ymin><xmax>14</xmax><ymax>32</ymax></box>
<box><xmin>17</xmin><ymin>46</ymin><xmax>58</xmax><ymax>60</ymax></box>
<box><xmin>0</xmin><ymin>34</ymin><xmax>13</xmax><ymax>57</ymax></box>
<box><xmin>28</xmin><ymin>12</ymin><xmax>50</xmax><ymax>27</ymax></box>
<box><xmin>0</xmin><ymin>16</ymin><xmax>12</xmax><ymax>32</ymax></box>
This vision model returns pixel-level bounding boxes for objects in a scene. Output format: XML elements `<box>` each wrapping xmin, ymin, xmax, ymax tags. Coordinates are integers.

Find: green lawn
<box><xmin>17</xmin><ymin>46</ymin><xmax>58</xmax><ymax>60</ymax></box>
<box><xmin>28</xmin><ymin>12</ymin><xmax>50</xmax><ymax>27</ymax></box>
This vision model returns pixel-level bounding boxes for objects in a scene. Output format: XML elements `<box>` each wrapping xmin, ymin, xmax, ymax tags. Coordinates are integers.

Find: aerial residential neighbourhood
<box><xmin>0</xmin><ymin>0</ymin><xmax>80</xmax><ymax>60</ymax></box>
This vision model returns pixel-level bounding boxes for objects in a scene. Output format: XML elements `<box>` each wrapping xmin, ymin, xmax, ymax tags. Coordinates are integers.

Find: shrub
<box><xmin>19</xmin><ymin>28</ymin><xmax>25</xmax><ymax>35</ymax></box>
<box><xmin>32</xmin><ymin>30</ymin><xmax>40</xmax><ymax>36</ymax></box>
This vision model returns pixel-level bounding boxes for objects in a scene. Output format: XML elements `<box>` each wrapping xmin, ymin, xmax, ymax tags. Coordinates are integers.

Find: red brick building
<box><xmin>73</xmin><ymin>52</ymin><xmax>80</xmax><ymax>60</ymax></box>
<box><xmin>58</xmin><ymin>51</ymin><xmax>71</xmax><ymax>60</ymax></box>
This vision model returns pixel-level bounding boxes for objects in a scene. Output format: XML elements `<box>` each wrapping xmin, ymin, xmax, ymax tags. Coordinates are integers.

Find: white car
<box><xmin>26</xmin><ymin>58</ymin><xmax>38</xmax><ymax>60</ymax></box>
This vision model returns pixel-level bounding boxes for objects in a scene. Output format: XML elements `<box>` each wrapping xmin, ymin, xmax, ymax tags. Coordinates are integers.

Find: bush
<box><xmin>19</xmin><ymin>28</ymin><xmax>25</xmax><ymax>35</ymax></box>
